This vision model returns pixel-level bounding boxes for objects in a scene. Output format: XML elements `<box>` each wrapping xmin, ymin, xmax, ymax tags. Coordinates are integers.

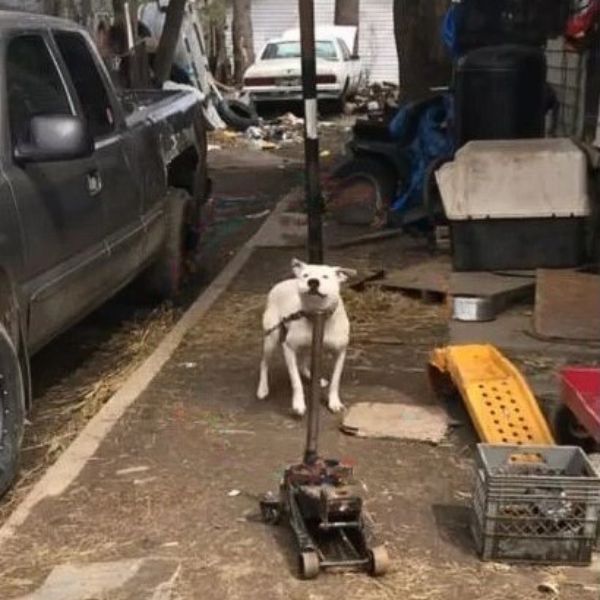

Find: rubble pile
<box><xmin>345</xmin><ymin>81</ymin><xmax>399</xmax><ymax>116</ymax></box>
<box><xmin>245</xmin><ymin>112</ymin><xmax>306</xmax><ymax>149</ymax></box>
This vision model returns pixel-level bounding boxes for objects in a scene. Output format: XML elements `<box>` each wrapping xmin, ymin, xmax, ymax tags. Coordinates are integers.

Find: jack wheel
<box><xmin>368</xmin><ymin>545</ymin><xmax>390</xmax><ymax>576</ymax></box>
<box><xmin>299</xmin><ymin>551</ymin><xmax>320</xmax><ymax>580</ymax></box>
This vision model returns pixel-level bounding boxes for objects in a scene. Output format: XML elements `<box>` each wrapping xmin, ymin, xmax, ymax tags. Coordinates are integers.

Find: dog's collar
<box><xmin>264</xmin><ymin>308</ymin><xmax>336</xmax><ymax>337</ymax></box>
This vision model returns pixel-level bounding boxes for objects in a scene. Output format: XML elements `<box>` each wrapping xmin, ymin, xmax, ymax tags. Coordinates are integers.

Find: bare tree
<box><xmin>393</xmin><ymin>0</ymin><xmax>451</xmax><ymax>102</ymax></box>
<box><xmin>232</xmin><ymin>0</ymin><xmax>254</xmax><ymax>84</ymax></box>
<box><xmin>154</xmin><ymin>0</ymin><xmax>188</xmax><ymax>85</ymax></box>
<box><xmin>335</xmin><ymin>0</ymin><xmax>359</xmax><ymax>26</ymax></box>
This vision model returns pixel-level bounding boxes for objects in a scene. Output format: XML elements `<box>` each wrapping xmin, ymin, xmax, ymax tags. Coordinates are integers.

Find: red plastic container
<box><xmin>560</xmin><ymin>368</ymin><xmax>600</xmax><ymax>443</ymax></box>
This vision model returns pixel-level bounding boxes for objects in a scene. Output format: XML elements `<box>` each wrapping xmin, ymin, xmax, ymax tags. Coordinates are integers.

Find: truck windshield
<box><xmin>261</xmin><ymin>41</ymin><xmax>338</xmax><ymax>61</ymax></box>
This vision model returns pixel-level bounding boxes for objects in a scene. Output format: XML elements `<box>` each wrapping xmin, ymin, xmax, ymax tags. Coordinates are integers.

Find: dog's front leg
<box><xmin>282</xmin><ymin>343</ymin><xmax>306</xmax><ymax>417</ymax></box>
<box><xmin>327</xmin><ymin>348</ymin><xmax>347</xmax><ymax>413</ymax></box>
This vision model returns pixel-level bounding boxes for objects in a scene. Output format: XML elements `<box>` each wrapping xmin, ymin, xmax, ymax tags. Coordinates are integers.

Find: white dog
<box><xmin>257</xmin><ymin>258</ymin><xmax>355</xmax><ymax>417</ymax></box>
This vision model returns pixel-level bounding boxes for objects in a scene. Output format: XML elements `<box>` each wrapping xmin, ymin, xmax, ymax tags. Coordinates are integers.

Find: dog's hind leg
<box><xmin>257</xmin><ymin>332</ymin><xmax>277</xmax><ymax>400</ymax></box>
<box><xmin>327</xmin><ymin>348</ymin><xmax>347</xmax><ymax>413</ymax></box>
<box><xmin>282</xmin><ymin>343</ymin><xmax>306</xmax><ymax>417</ymax></box>
<box><xmin>300</xmin><ymin>354</ymin><xmax>329</xmax><ymax>388</ymax></box>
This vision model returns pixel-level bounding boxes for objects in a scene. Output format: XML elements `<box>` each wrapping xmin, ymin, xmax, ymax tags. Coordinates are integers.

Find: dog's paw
<box><xmin>256</xmin><ymin>382</ymin><xmax>269</xmax><ymax>400</ymax></box>
<box><xmin>327</xmin><ymin>397</ymin><xmax>345</xmax><ymax>414</ymax></box>
<box><xmin>292</xmin><ymin>396</ymin><xmax>306</xmax><ymax>418</ymax></box>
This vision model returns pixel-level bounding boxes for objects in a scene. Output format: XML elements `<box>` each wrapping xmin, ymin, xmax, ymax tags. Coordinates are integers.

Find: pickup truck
<box><xmin>0</xmin><ymin>12</ymin><xmax>210</xmax><ymax>495</ymax></box>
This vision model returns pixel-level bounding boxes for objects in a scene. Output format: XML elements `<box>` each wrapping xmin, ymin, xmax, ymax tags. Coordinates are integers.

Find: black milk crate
<box><xmin>471</xmin><ymin>444</ymin><xmax>600</xmax><ymax>565</ymax></box>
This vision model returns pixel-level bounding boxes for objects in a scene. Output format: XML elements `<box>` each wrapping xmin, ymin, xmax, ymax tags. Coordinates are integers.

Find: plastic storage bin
<box><xmin>471</xmin><ymin>444</ymin><xmax>600</xmax><ymax>565</ymax></box>
<box><xmin>436</xmin><ymin>139</ymin><xmax>590</xmax><ymax>271</ymax></box>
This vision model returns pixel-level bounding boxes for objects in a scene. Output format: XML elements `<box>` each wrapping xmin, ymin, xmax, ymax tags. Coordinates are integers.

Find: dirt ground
<box><xmin>0</xmin><ymin>119</ymin><xmax>598</xmax><ymax>599</ymax></box>
<box><xmin>0</xmin><ymin>238</ymin><xmax>597</xmax><ymax>599</ymax></box>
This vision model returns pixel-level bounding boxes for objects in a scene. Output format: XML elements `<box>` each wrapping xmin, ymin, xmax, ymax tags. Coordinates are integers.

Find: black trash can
<box><xmin>455</xmin><ymin>45</ymin><xmax>547</xmax><ymax>146</ymax></box>
<box><xmin>454</xmin><ymin>0</ymin><xmax>571</xmax><ymax>51</ymax></box>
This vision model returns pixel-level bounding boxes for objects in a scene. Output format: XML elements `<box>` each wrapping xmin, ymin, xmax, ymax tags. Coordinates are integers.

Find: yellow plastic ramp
<box><xmin>430</xmin><ymin>344</ymin><xmax>554</xmax><ymax>445</ymax></box>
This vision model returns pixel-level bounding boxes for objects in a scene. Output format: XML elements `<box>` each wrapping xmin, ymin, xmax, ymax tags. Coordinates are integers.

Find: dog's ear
<box><xmin>335</xmin><ymin>267</ymin><xmax>357</xmax><ymax>283</ymax></box>
<box><xmin>291</xmin><ymin>258</ymin><xmax>306</xmax><ymax>278</ymax></box>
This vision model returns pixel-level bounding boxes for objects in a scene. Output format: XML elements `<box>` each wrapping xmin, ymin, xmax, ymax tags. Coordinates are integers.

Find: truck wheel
<box><xmin>0</xmin><ymin>324</ymin><xmax>26</xmax><ymax>498</ymax></box>
<box><xmin>142</xmin><ymin>188</ymin><xmax>194</xmax><ymax>300</ymax></box>
<box><xmin>217</xmin><ymin>98</ymin><xmax>259</xmax><ymax>132</ymax></box>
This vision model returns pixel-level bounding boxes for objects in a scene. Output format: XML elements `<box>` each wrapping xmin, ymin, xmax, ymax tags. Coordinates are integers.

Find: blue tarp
<box><xmin>388</xmin><ymin>95</ymin><xmax>454</xmax><ymax>214</ymax></box>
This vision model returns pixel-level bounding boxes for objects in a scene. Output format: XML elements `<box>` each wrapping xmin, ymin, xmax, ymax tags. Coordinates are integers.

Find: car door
<box><xmin>337</xmin><ymin>39</ymin><xmax>358</xmax><ymax>92</ymax></box>
<box><xmin>52</xmin><ymin>30</ymin><xmax>145</xmax><ymax>289</ymax></box>
<box><xmin>3</xmin><ymin>32</ymin><xmax>109</xmax><ymax>351</ymax></box>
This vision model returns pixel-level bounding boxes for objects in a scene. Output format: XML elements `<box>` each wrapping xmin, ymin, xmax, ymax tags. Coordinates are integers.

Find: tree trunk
<box><xmin>154</xmin><ymin>0</ymin><xmax>187</xmax><ymax>85</ymax></box>
<box><xmin>335</xmin><ymin>0</ymin><xmax>359</xmax><ymax>26</ymax></box>
<box><xmin>394</xmin><ymin>0</ymin><xmax>451</xmax><ymax>102</ymax></box>
<box><xmin>232</xmin><ymin>0</ymin><xmax>254</xmax><ymax>85</ymax></box>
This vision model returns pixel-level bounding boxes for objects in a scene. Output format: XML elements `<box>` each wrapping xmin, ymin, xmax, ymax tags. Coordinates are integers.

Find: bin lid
<box><xmin>436</xmin><ymin>139</ymin><xmax>590</xmax><ymax>220</ymax></box>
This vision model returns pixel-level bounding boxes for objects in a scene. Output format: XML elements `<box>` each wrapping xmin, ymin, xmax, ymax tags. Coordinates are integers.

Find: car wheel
<box><xmin>216</xmin><ymin>98</ymin><xmax>259</xmax><ymax>132</ymax></box>
<box><xmin>0</xmin><ymin>324</ymin><xmax>26</xmax><ymax>498</ymax></box>
<box><xmin>140</xmin><ymin>188</ymin><xmax>195</xmax><ymax>300</ymax></box>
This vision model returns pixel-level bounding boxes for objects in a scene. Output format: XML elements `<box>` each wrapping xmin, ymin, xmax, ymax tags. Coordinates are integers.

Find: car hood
<box><xmin>245</xmin><ymin>58</ymin><xmax>337</xmax><ymax>78</ymax></box>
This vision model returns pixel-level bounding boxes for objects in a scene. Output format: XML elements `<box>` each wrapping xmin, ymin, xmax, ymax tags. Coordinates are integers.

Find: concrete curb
<box><xmin>0</xmin><ymin>191</ymin><xmax>299</xmax><ymax>548</ymax></box>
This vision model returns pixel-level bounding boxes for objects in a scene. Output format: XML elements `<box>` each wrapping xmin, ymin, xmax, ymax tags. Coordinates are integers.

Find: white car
<box><xmin>243</xmin><ymin>26</ymin><xmax>363</xmax><ymax>107</ymax></box>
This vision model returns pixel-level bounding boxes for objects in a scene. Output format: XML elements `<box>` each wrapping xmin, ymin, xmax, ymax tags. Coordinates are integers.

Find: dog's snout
<box><xmin>307</xmin><ymin>278</ymin><xmax>320</xmax><ymax>289</ymax></box>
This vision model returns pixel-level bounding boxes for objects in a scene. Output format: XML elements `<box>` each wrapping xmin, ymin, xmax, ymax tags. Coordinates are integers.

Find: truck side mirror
<box><xmin>14</xmin><ymin>115</ymin><xmax>94</xmax><ymax>164</ymax></box>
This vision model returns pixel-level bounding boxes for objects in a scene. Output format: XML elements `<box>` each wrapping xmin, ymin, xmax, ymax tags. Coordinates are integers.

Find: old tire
<box><xmin>0</xmin><ymin>325</ymin><xmax>26</xmax><ymax>498</ymax></box>
<box><xmin>368</xmin><ymin>545</ymin><xmax>390</xmax><ymax>577</ymax></box>
<box><xmin>142</xmin><ymin>188</ymin><xmax>194</xmax><ymax>300</ymax></box>
<box><xmin>217</xmin><ymin>98</ymin><xmax>259</xmax><ymax>131</ymax></box>
<box><xmin>554</xmin><ymin>405</ymin><xmax>597</xmax><ymax>452</ymax></box>
<box><xmin>298</xmin><ymin>551</ymin><xmax>320</xmax><ymax>580</ymax></box>
<box><xmin>329</xmin><ymin>156</ymin><xmax>397</xmax><ymax>226</ymax></box>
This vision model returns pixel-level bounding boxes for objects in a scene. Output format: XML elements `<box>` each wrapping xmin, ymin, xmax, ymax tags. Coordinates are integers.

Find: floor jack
<box><xmin>260</xmin><ymin>312</ymin><xmax>390</xmax><ymax>579</ymax></box>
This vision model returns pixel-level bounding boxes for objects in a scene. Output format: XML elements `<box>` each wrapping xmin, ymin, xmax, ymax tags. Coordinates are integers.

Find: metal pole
<box><xmin>299</xmin><ymin>0</ymin><xmax>324</xmax><ymax>264</ymax></box>
<box><xmin>304</xmin><ymin>311</ymin><xmax>326</xmax><ymax>465</ymax></box>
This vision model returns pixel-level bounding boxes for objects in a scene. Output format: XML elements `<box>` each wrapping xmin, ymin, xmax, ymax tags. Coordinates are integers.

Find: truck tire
<box><xmin>0</xmin><ymin>324</ymin><xmax>26</xmax><ymax>498</ymax></box>
<box><xmin>142</xmin><ymin>188</ymin><xmax>194</xmax><ymax>300</ymax></box>
<box><xmin>217</xmin><ymin>98</ymin><xmax>259</xmax><ymax>131</ymax></box>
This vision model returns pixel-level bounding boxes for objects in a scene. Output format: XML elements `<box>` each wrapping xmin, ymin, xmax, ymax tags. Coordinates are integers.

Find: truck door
<box><xmin>52</xmin><ymin>31</ymin><xmax>145</xmax><ymax>289</ymax></box>
<box><xmin>4</xmin><ymin>33</ymin><xmax>109</xmax><ymax>351</ymax></box>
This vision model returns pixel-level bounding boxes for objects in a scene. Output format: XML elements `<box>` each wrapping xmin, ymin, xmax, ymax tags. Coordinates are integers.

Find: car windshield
<box><xmin>261</xmin><ymin>41</ymin><xmax>338</xmax><ymax>61</ymax></box>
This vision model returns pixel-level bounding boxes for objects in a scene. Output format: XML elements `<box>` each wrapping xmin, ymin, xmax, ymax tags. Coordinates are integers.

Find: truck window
<box><xmin>6</xmin><ymin>35</ymin><xmax>71</xmax><ymax>146</ymax></box>
<box><xmin>54</xmin><ymin>32</ymin><xmax>115</xmax><ymax>139</ymax></box>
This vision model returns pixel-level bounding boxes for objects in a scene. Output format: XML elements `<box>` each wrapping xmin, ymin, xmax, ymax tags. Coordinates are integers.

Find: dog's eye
<box><xmin>323</xmin><ymin>275</ymin><xmax>329</xmax><ymax>280</ymax></box>
<box><xmin>303</xmin><ymin>274</ymin><xmax>308</xmax><ymax>278</ymax></box>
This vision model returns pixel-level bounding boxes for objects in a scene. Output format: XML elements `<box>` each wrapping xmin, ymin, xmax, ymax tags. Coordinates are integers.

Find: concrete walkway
<box><xmin>0</xmin><ymin>191</ymin><xmax>597</xmax><ymax>600</ymax></box>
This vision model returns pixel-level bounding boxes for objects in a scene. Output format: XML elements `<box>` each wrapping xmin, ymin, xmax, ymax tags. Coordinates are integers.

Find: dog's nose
<box><xmin>307</xmin><ymin>278</ymin><xmax>320</xmax><ymax>290</ymax></box>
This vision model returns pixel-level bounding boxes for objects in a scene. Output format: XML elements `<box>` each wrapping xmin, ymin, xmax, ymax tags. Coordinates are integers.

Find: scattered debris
<box><xmin>534</xmin><ymin>269</ymin><xmax>600</xmax><ymax>342</ymax></box>
<box><xmin>180</xmin><ymin>362</ymin><xmax>197</xmax><ymax>369</ymax></box>
<box><xmin>329</xmin><ymin>228</ymin><xmax>403</xmax><ymax>249</ymax></box>
<box><xmin>350</xmin><ymin>82</ymin><xmax>399</xmax><ymax>115</ymax></box>
<box><xmin>341</xmin><ymin>389</ymin><xmax>449</xmax><ymax>443</ymax></box>
<box><xmin>228</xmin><ymin>489</ymin><xmax>241</xmax><ymax>497</ymax></box>
<box><xmin>116</xmin><ymin>466</ymin><xmax>150</xmax><ymax>476</ymax></box>
<box><xmin>538</xmin><ymin>581</ymin><xmax>560</xmax><ymax>595</ymax></box>
<box><xmin>245</xmin><ymin>112</ymin><xmax>305</xmax><ymax>149</ymax></box>
<box><xmin>133</xmin><ymin>477</ymin><xmax>158</xmax><ymax>486</ymax></box>
<box><xmin>15</xmin><ymin>560</ymin><xmax>143</xmax><ymax>600</ymax></box>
